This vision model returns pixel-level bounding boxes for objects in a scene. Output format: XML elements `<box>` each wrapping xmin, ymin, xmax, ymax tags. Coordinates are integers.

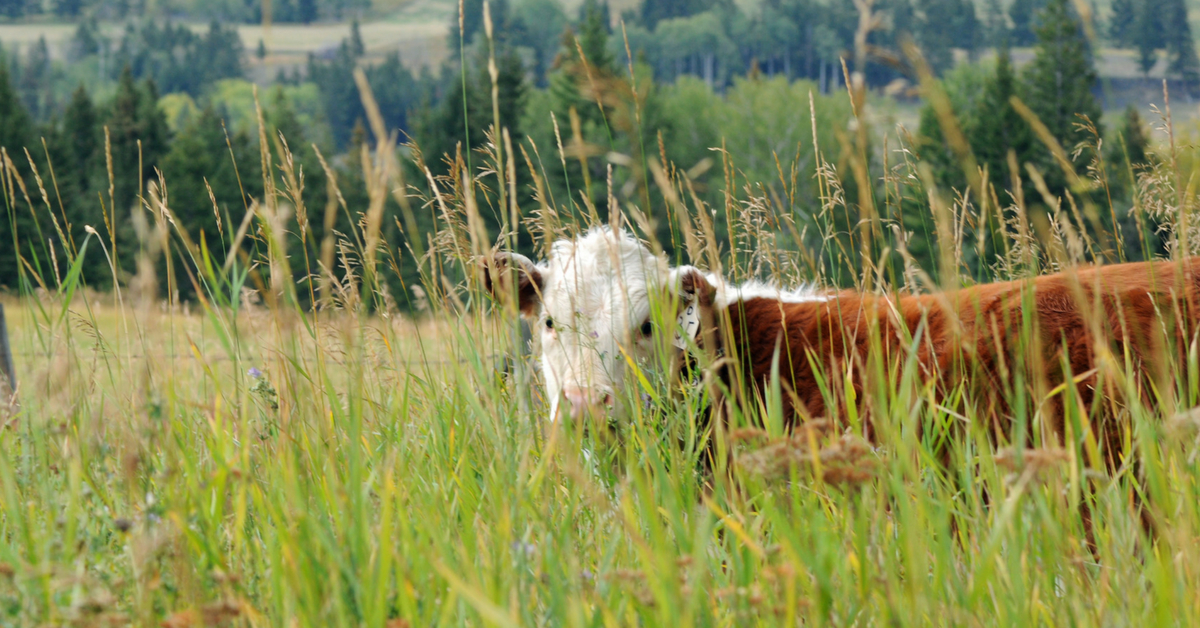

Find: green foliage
<box><xmin>0</xmin><ymin>0</ymin><xmax>31</xmax><ymax>18</ymax></box>
<box><xmin>349</xmin><ymin>18</ymin><xmax>365</xmax><ymax>57</ymax></box>
<box><xmin>920</xmin><ymin>0</ymin><xmax>1103</xmax><ymax>210</ymax></box>
<box><xmin>68</xmin><ymin>19</ymin><xmax>103</xmax><ymax>60</ymax></box>
<box><xmin>647</xmin><ymin>12</ymin><xmax>739</xmax><ymax>87</ymax></box>
<box><xmin>1116</xmin><ymin>105</ymin><xmax>1149</xmax><ymax>170</ymax></box>
<box><xmin>915</xmin><ymin>0</ymin><xmax>980</xmax><ymax>73</ymax></box>
<box><xmin>1159</xmin><ymin>0</ymin><xmax>1200</xmax><ymax>85</ymax></box>
<box><xmin>160</xmin><ymin>106</ymin><xmax>261</xmax><ymax>295</ymax></box>
<box><xmin>1111</xmin><ymin>0</ymin><xmax>1199</xmax><ymax>84</ymax></box>
<box><xmin>0</xmin><ymin>54</ymin><xmax>37</xmax><ymax>290</ymax></box>
<box><xmin>1109</xmin><ymin>0</ymin><xmax>1136</xmax><ymax>46</ymax></box>
<box><xmin>106</xmin><ymin>67</ymin><xmax>172</xmax><ymax>270</ymax></box>
<box><xmin>417</xmin><ymin>42</ymin><xmax>529</xmax><ymax>243</ymax></box>
<box><xmin>981</xmin><ymin>0</ymin><xmax>1010</xmax><ymax>47</ymax></box>
<box><xmin>1022</xmin><ymin>0</ymin><xmax>1101</xmax><ymax>196</ymax></box>
<box><xmin>159</xmin><ymin>92</ymin><xmax>200</xmax><ymax>131</ymax></box>
<box><xmin>1008</xmin><ymin>0</ymin><xmax>1046</xmax><ymax>46</ymax></box>
<box><xmin>509</xmin><ymin>0</ymin><xmax>569</xmax><ymax>85</ymax></box>
<box><xmin>916</xmin><ymin>61</ymin><xmax>992</xmax><ymax>192</ymax></box>
<box><xmin>201</xmin><ymin>79</ymin><xmax>327</xmax><ymax>146</ymax></box>
<box><xmin>640</xmin><ymin>0</ymin><xmax>725</xmax><ymax>31</ymax></box>
<box><xmin>662</xmin><ymin>75</ymin><xmax>849</xmax><ymax>209</ymax></box>
<box><xmin>52</xmin><ymin>0</ymin><xmax>84</xmax><ymax>17</ymax></box>
<box><xmin>0</xmin><ymin>0</ymin><xmax>369</xmax><ymax>21</ymax></box>
<box><xmin>577</xmin><ymin>0</ymin><xmax>613</xmax><ymax>72</ymax></box>
<box><xmin>970</xmin><ymin>46</ymin><xmax>1035</xmax><ymax>192</ymax></box>
<box><xmin>108</xmin><ymin>21</ymin><xmax>245</xmax><ymax>98</ymax></box>
<box><xmin>14</xmin><ymin>37</ymin><xmax>56</xmax><ymax>121</ymax></box>
<box><xmin>307</xmin><ymin>42</ymin><xmax>422</xmax><ymax>149</ymax></box>
<box><xmin>1104</xmin><ymin>104</ymin><xmax>1151</xmax><ymax>208</ymax></box>
<box><xmin>297</xmin><ymin>0</ymin><xmax>319</xmax><ymax>23</ymax></box>
<box><xmin>450</xmin><ymin>0</ymin><xmax>512</xmax><ymax>53</ymax></box>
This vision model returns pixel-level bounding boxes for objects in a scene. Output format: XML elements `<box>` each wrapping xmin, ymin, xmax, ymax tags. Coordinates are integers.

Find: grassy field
<box><xmin>6</xmin><ymin>41</ymin><xmax>1200</xmax><ymax>628</ymax></box>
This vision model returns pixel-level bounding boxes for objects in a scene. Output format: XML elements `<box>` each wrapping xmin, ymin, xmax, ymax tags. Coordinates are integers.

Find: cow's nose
<box><xmin>562</xmin><ymin>386</ymin><xmax>614</xmax><ymax>419</ymax></box>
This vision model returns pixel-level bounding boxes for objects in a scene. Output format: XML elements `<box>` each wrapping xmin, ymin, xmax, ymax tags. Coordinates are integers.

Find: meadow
<box><xmin>6</xmin><ymin>17</ymin><xmax>1200</xmax><ymax>624</ymax></box>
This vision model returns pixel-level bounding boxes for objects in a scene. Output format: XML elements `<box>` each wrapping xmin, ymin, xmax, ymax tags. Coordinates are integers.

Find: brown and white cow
<box><xmin>485</xmin><ymin>227</ymin><xmax>1200</xmax><ymax>449</ymax></box>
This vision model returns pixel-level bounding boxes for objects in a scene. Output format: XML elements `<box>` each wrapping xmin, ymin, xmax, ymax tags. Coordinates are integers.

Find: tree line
<box><xmin>0</xmin><ymin>0</ymin><xmax>1177</xmax><ymax>306</ymax></box>
<box><xmin>1</xmin><ymin>0</ymin><xmax>368</xmax><ymax>22</ymax></box>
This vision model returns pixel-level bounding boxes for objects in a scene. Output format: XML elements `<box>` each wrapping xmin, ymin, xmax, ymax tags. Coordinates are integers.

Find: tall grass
<box><xmin>4</xmin><ymin>8</ymin><xmax>1200</xmax><ymax>628</ymax></box>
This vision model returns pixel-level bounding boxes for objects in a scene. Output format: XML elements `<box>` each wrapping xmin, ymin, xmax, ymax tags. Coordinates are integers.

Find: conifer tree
<box><xmin>509</xmin><ymin>0</ymin><xmax>568</xmax><ymax>85</ymax></box>
<box><xmin>550</xmin><ymin>0</ymin><xmax>617</xmax><ymax>135</ymax></box>
<box><xmin>916</xmin><ymin>0</ymin><xmax>956</xmax><ymax>73</ymax></box>
<box><xmin>0</xmin><ymin>53</ymin><xmax>36</xmax><ymax>289</ymax></box>
<box><xmin>160</xmin><ymin>106</ymin><xmax>261</xmax><ymax>299</ymax></box>
<box><xmin>350</xmin><ymin>19</ymin><xmax>365</xmax><ymax>57</ymax></box>
<box><xmin>0</xmin><ymin>56</ymin><xmax>30</xmax><ymax>156</ymax></box>
<box><xmin>19</xmin><ymin>37</ymin><xmax>53</xmax><ymax>121</ymax></box>
<box><xmin>0</xmin><ymin>0</ymin><xmax>27</xmax><ymax>18</ymax></box>
<box><xmin>544</xmin><ymin>0</ymin><xmax>624</xmax><ymax>211</ymax></box>
<box><xmin>1132</xmin><ymin>1</ymin><xmax>1162</xmax><ymax>75</ymax></box>
<box><xmin>38</xmin><ymin>86</ymin><xmax>110</xmax><ymax>287</ymax></box>
<box><xmin>417</xmin><ymin>46</ymin><xmax>527</xmax><ymax>179</ymax></box>
<box><xmin>1022</xmin><ymin>0</ymin><xmax>1101</xmax><ymax>196</ymax></box>
<box><xmin>1161</xmin><ymin>0</ymin><xmax>1200</xmax><ymax>87</ymax></box>
<box><xmin>1095</xmin><ymin>104</ymin><xmax>1147</xmax><ymax>203</ymax></box>
<box><xmin>415</xmin><ymin>45</ymin><xmax>528</xmax><ymax>248</ymax></box>
<box><xmin>578</xmin><ymin>0</ymin><xmax>612</xmax><ymax>71</ymax></box>
<box><xmin>450</xmin><ymin>0</ymin><xmax>511</xmax><ymax>53</ymax></box>
<box><xmin>1108</xmin><ymin>0</ymin><xmax>1136</xmax><ymax>46</ymax></box>
<box><xmin>982</xmin><ymin>0</ymin><xmax>1009</xmax><ymax>47</ymax></box>
<box><xmin>53</xmin><ymin>0</ymin><xmax>83</xmax><ymax>17</ymax></box>
<box><xmin>63</xmin><ymin>86</ymin><xmax>98</xmax><ymax>190</ymax></box>
<box><xmin>106</xmin><ymin>67</ymin><xmax>171</xmax><ymax>268</ymax></box>
<box><xmin>948</xmin><ymin>0</ymin><xmax>980</xmax><ymax>57</ymax></box>
<box><xmin>971</xmin><ymin>45</ymin><xmax>1035</xmax><ymax>189</ymax></box>
<box><xmin>1008</xmin><ymin>0</ymin><xmax>1045</xmax><ymax>46</ymax></box>
<box><xmin>68</xmin><ymin>19</ymin><xmax>102</xmax><ymax>60</ymax></box>
<box><xmin>1116</xmin><ymin>105</ymin><xmax>1149</xmax><ymax>170</ymax></box>
<box><xmin>297</xmin><ymin>0</ymin><xmax>318</xmax><ymax>24</ymax></box>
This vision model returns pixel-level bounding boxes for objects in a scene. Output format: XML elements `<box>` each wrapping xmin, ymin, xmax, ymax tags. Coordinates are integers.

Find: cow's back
<box><xmin>716</xmin><ymin>259</ymin><xmax>1200</xmax><ymax>438</ymax></box>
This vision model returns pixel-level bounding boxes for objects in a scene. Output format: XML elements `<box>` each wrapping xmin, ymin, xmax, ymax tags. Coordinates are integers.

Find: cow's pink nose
<box><xmin>562</xmin><ymin>386</ymin><xmax>614</xmax><ymax>419</ymax></box>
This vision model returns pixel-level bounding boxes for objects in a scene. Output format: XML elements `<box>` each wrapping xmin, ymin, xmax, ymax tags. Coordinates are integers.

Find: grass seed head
<box><xmin>738</xmin><ymin>428</ymin><xmax>877</xmax><ymax>485</ymax></box>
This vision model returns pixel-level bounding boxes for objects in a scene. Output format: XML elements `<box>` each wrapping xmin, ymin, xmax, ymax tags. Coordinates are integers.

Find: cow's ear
<box><xmin>669</xmin><ymin>265</ymin><xmax>717</xmax><ymax>307</ymax></box>
<box><xmin>482</xmin><ymin>252</ymin><xmax>544</xmax><ymax>316</ymax></box>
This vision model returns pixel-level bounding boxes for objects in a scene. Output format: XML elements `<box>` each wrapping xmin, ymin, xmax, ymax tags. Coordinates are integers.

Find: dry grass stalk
<box><xmin>736</xmin><ymin>422</ymin><xmax>877</xmax><ymax>485</ymax></box>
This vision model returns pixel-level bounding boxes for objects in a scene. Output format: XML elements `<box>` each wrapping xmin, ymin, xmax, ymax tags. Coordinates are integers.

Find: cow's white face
<box><xmin>484</xmin><ymin>228</ymin><xmax>828</xmax><ymax>422</ymax></box>
<box><xmin>485</xmin><ymin>228</ymin><xmax>675</xmax><ymax>422</ymax></box>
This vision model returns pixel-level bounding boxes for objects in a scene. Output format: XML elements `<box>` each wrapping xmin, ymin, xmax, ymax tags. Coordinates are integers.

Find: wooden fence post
<box><xmin>0</xmin><ymin>303</ymin><xmax>14</xmax><ymax>399</ymax></box>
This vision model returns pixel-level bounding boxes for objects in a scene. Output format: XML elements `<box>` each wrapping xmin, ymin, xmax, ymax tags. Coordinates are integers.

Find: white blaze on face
<box><xmin>534</xmin><ymin>229</ymin><xmax>665</xmax><ymax>422</ymax></box>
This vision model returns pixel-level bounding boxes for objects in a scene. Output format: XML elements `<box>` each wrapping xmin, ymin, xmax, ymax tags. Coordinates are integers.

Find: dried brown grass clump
<box><xmin>735</xmin><ymin>423</ymin><xmax>878</xmax><ymax>485</ymax></box>
<box><xmin>994</xmin><ymin>447</ymin><xmax>1070</xmax><ymax>483</ymax></box>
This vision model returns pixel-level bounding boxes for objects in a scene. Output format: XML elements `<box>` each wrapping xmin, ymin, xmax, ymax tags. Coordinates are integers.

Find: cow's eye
<box><xmin>545</xmin><ymin>317</ymin><xmax>554</xmax><ymax>330</ymax></box>
<box><xmin>640</xmin><ymin>319</ymin><xmax>653</xmax><ymax>337</ymax></box>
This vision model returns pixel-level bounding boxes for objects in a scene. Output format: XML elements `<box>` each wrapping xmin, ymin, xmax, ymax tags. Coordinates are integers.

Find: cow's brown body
<box><xmin>692</xmin><ymin>259</ymin><xmax>1200</xmax><ymax>453</ymax></box>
